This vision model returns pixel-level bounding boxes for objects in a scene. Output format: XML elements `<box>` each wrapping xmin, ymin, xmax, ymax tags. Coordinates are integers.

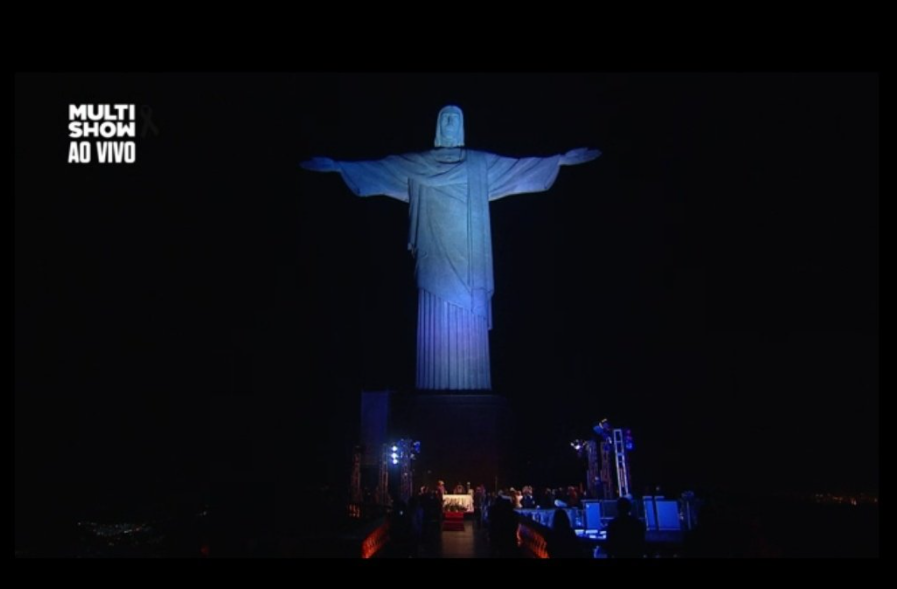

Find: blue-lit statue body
<box><xmin>302</xmin><ymin>106</ymin><xmax>600</xmax><ymax>390</ymax></box>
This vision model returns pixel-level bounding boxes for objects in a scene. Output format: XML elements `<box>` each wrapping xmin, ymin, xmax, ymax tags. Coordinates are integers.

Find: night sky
<box><xmin>15</xmin><ymin>73</ymin><xmax>878</xmax><ymax>521</ymax></box>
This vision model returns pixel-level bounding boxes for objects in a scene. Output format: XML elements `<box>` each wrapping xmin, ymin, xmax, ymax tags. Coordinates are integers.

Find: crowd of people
<box><xmin>387</xmin><ymin>480</ymin><xmax>647</xmax><ymax>558</ymax></box>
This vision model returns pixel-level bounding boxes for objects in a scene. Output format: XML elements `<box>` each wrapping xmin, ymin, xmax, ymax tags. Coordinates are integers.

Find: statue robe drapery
<box><xmin>337</xmin><ymin>148</ymin><xmax>562</xmax><ymax>390</ymax></box>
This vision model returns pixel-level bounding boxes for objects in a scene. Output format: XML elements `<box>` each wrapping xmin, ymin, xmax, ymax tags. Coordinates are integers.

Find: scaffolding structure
<box><xmin>396</xmin><ymin>439</ymin><xmax>415</xmax><ymax>503</ymax></box>
<box><xmin>584</xmin><ymin>439</ymin><xmax>600</xmax><ymax>499</ymax></box>
<box><xmin>349</xmin><ymin>445</ymin><xmax>363</xmax><ymax>504</ymax></box>
<box><xmin>593</xmin><ymin>420</ymin><xmax>634</xmax><ymax>499</ymax></box>
<box><xmin>377</xmin><ymin>444</ymin><xmax>390</xmax><ymax>506</ymax></box>
<box><xmin>378</xmin><ymin>439</ymin><xmax>420</xmax><ymax>504</ymax></box>
<box><xmin>599</xmin><ymin>437</ymin><xmax>614</xmax><ymax>499</ymax></box>
<box><xmin>612</xmin><ymin>428</ymin><xmax>632</xmax><ymax>498</ymax></box>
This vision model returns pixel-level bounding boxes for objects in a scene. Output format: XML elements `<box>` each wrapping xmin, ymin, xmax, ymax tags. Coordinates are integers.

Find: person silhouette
<box><xmin>605</xmin><ymin>497</ymin><xmax>646</xmax><ymax>558</ymax></box>
<box><xmin>547</xmin><ymin>509</ymin><xmax>585</xmax><ymax>558</ymax></box>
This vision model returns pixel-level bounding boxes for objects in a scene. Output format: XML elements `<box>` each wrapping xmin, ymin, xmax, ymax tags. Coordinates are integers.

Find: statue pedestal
<box><xmin>388</xmin><ymin>391</ymin><xmax>513</xmax><ymax>493</ymax></box>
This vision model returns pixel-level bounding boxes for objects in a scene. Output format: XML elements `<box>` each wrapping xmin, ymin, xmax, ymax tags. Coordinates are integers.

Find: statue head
<box><xmin>434</xmin><ymin>105</ymin><xmax>465</xmax><ymax>148</ymax></box>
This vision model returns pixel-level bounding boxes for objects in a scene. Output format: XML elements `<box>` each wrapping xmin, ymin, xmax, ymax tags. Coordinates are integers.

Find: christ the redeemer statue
<box><xmin>301</xmin><ymin>105</ymin><xmax>600</xmax><ymax>391</ymax></box>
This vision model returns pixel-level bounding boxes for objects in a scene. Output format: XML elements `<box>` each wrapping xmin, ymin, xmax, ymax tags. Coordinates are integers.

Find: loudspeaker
<box><xmin>643</xmin><ymin>498</ymin><xmax>681</xmax><ymax>531</ymax></box>
<box><xmin>582</xmin><ymin>500</ymin><xmax>602</xmax><ymax>530</ymax></box>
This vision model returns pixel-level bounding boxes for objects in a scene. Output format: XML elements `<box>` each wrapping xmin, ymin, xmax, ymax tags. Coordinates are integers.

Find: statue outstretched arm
<box><xmin>487</xmin><ymin>147</ymin><xmax>601</xmax><ymax>201</ymax></box>
<box><xmin>560</xmin><ymin>147</ymin><xmax>602</xmax><ymax>166</ymax></box>
<box><xmin>300</xmin><ymin>157</ymin><xmax>339</xmax><ymax>173</ymax></box>
<box><xmin>301</xmin><ymin>153</ymin><xmax>425</xmax><ymax>202</ymax></box>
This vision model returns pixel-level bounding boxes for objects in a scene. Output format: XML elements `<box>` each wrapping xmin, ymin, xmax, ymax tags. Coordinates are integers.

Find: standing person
<box><xmin>605</xmin><ymin>497</ymin><xmax>647</xmax><ymax>558</ymax></box>
<box><xmin>547</xmin><ymin>509</ymin><xmax>586</xmax><ymax>558</ymax></box>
